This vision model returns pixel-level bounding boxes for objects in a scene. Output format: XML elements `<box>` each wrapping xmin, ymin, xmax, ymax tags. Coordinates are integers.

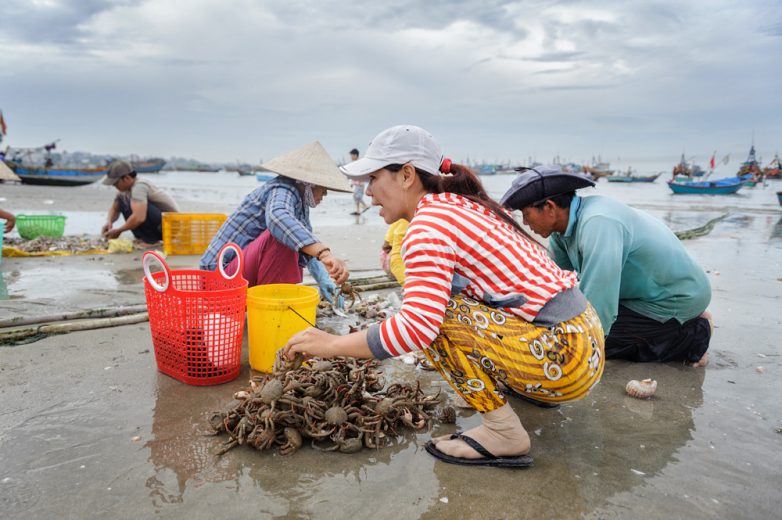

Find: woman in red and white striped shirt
<box><xmin>284</xmin><ymin>125</ymin><xmax>604</xmax><ymax>468</ymax></box>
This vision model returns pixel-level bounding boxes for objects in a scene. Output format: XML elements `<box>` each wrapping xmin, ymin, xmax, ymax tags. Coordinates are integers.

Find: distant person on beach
<box><xmin>199</xmin><ymin>142</ymin><xmax>351</xmax><ymax>301</ymax></box>
<box><xmin>0</xmin><ymin>208</ymin><xmax>15</xmax><ymax>233</ymax></box>
<box><xmin>379</xmin><ymin>218</ymin><xmax>408</xmax><ymax>284</ymax></box>
<box><xmin>349</xmin><ymin>148</ymin><xmax>369</xmax><ymax>215</ymax></box>
<box><xmin>284</xmin><ymin>125</ymin><xmax>604</xmax><ymax>468</ymax></box>
<box><xmin>501</xmin><ymin>166</ymin><xmax>712</xmax><ymax>367</ymax></box>
<box><xmin>101</xmin><ymin>160</ymin><xmax>179</xmax><ymax>244</ymax></box>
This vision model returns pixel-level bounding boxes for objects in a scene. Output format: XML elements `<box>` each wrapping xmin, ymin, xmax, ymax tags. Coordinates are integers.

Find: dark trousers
<box><xmin>116</xmin><ymin>197</ymin><xmax>164</xmax><ymax>244</ymax></box>
<box><xmin>605</xmin><ymin>305</ymin><xmax>711</xmax><ymax>363</ymax></box>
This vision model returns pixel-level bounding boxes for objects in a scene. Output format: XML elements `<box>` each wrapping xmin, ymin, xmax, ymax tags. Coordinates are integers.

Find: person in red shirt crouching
<box><xmin>284</xmin><ymin>125</ymin><xmax>604</xmax><ymax>468</ymax></box>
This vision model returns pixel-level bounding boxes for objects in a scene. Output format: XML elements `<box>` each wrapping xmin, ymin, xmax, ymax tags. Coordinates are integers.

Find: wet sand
<box><xmin>1</xmin><ymin>181</ymin><xmax>782</xmax><ymax>519</ymax></box>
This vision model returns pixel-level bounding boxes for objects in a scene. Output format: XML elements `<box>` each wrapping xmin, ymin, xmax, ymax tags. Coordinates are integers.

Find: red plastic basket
<box><xmin>143</xmin><ymin>244</ymin><xmax>248</xmax><ymax>386</ymax></box>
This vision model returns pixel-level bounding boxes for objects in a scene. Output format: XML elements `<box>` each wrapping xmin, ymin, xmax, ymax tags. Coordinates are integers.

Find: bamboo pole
<box><xmin>0</xmin><ymin>304</ymin><xmax>148</xmax><ymax>329</ymax></box>
<box><xmin>355</xmin><ymin>281</ymin><xmax>401</xmax><ymax>292</ymax></box>
<box><xmin>0</xmin><ymin>276</ymin><xmax>400</xmax><ymax>344</ymax></box>
<box><xmin>0</xmin><ymin>312</ymin><xmax>149</xmax><ymax>343</ymax></box>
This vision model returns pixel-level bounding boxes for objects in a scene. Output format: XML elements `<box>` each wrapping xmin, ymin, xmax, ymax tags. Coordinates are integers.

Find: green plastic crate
<box><xmin>16</xmin><ymin>215</ymin><xmax>67</xmax><ymax>240</ymax></box>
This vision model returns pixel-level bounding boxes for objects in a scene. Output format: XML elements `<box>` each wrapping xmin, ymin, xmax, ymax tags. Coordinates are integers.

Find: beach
<box><xmin>1</xmin><ymin>174</ymin><xmax>781</xmax><ymax>519</ymax></box>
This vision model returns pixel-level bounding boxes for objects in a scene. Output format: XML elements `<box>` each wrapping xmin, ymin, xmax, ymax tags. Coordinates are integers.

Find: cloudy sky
<box><xmin>1</xmin><ymin>0</ymin><xmax>781</xmax><ymax>165</ymax></box>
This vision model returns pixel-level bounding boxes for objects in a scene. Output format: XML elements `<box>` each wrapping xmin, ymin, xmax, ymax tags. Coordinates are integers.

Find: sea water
<box><xmin>11</xmin><ymin>164</ymin><xmax>782</xmax><ymax>236</ymax></box>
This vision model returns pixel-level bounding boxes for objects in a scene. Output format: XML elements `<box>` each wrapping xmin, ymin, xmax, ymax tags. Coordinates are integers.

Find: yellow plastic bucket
<box><xmin>246</xmin><ymin>284</ymin><xmax>320</xmax><ymax>373</ymax></box>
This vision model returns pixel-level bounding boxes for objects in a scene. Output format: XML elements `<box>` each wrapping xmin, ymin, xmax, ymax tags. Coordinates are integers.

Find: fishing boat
<box><xmin>667</xmin><ymin>174</ymin><xmax>751</xmax><ymax>195</ymax></box>
<box><xmin>474</xmin><ymin>164</ymin><xmax>498</xmax><ymax>176</ymax></box>
<box><xmin>585</xmin><ymin>162</ymin><xmax>614</xmax><ymax>180</ymax></box>
<box><xmin>8</xmin><ymin>163</ymin><xmax>108</xmax><ymax>186</ymax></box>
<box><xmin>776</xmin><ymin>191</ymin><xmax>782</xmax><ymax>206</ymax></box>
<box><xmin>738</xmin><ymin>145</ymin><xmax>762</xmax><ymax>177</ymax></box>
<box><xmin>763</xmin><ymin>153</ymin><xmax>780</xmax><ymax>179</ymax></box>
<box><xmin>237</xmin><ymin>168</ymin><xmax>255</xmax><ymax>176</ymax></box>
<box><xmin>579</xmin><ymin>156</ymin><xmax>613</xmax><ymax>180</ymax></box>
<box><xmin>130</xmin><ymin>158</ymin><xmax>166</xmax><ymax>173</ymax></box>
<box><xmin>255</xmin><ymin>173</ymin><xmax>275</xmax><ymax>182</ymax></box>
<box><xmin>607</xmin><ymin>168</ymin><xmax>661</xmax><ymax>183</ymax></box>
<box><xmin>671</xmin><ymin>154</ymin><xmax>706</xmax><ymax>179</ymax></box>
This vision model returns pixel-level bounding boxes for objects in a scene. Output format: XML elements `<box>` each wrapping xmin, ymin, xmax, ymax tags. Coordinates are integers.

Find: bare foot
<box><xmin>700</xmin><ymin>310</ymin><xmax>714</xmax><ymax>334</ymax></box>
<box><xmin>432</xmin><ymin>403</ymin><xmax>530</xmax><ymax>459</ymax></box>
<box><xmin>133</xmin><ymin>240</ymin><xmax>163</xmax><ymax>251</ymax></box>
<box><xmin>690</xmin><ymin>352</ymin><xmax>709</xmax><ymax>368</ymax></box>
<box><xmin>689</xmin><ymin>310</ymin><xmax>713</xmax><ymax>368</ymax></box>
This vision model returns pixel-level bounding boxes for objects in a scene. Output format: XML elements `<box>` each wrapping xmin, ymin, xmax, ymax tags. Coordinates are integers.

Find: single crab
<box><xmin>330</xmin><ymin>282</ymin><xmax>363</xmax><ymax>316</ymax></box>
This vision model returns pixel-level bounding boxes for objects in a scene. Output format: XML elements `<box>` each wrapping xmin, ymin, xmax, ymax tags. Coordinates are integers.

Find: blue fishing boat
<box><xmin>8</xmin><ymin>163</ymin><xmax>108</xmax><ymax>186</ymax></box>
<box><xmin>475</xmin><ymin>164</ymin><xmax>497</xmax><ymax>176</ymax></box>
<box><xmin>777</xmin><ymin>191</ymin><xmax>782</xmax><ymax>206</ymax></box>
<box><xmin>131</xmin><ymin>158</ymin><xmax>166</xmax><ymax>173</ymax></box>
<box><xmin>255</xmin><ymin>173</ymin><xmax>275</xmax><ymax>182</ymax></box>
<box><xmin>667</xmin><ymin>174</ymin><xmax>751</xmax><ymax>195</ymax></box>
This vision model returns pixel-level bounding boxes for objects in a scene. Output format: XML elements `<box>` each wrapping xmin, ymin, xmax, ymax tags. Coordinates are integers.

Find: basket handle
<box><xmin>142</xmin><ymin>251</ymin><xmax>171</xmax><ymax>293</ymax></box>
<box><xmin>217</xmin><ymin>242</ymin><xmax>243</xmax><ymax>281</ymax></box>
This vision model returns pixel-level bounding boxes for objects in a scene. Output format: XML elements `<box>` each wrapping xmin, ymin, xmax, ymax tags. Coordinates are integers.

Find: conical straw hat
<box><xmin>0</xmin><ymin>161</ymin><xmax>20</xmax><ymax>181</ymax></box>
<box><xmin>261</xmin><ymin>141</ymin><xmax>352</xmax><ymax>193</ymax></box>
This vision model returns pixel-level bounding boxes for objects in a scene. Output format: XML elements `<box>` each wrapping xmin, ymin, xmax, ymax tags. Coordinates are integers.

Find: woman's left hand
<box><xmin>283</xmin><ymin>327</ymin><xmax>338</xmax><ymax>360</ymax></box>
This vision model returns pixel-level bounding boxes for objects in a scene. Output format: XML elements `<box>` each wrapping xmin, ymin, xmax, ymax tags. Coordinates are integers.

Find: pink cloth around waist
<box><xmin>224</xmin><ymin>229</ymin><xmax>302</xmax><ymax>287</ymax></box>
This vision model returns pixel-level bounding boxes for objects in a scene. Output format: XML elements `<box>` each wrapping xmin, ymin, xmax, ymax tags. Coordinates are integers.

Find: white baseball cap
<box><xmin>340</xmin><ymin>125</ymin><xmax>444</xmax><ymax>178</ymax></box>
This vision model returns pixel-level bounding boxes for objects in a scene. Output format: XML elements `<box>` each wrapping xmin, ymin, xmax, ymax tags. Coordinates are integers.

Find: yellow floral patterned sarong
<box><xmin>423</xmin><ymin>295</ymin><xmax>605</xmax><ymax>413</ymax></box>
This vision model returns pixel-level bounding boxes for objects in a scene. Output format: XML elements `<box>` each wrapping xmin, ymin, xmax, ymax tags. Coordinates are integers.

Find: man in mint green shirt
<box><xmin>501</xmin><ymin>166</ymin><xmax>712</xmax><ymax>366</ymax></box>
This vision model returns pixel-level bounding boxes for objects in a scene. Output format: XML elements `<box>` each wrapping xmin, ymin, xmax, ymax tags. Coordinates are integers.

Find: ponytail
<box><xmin>418</xmin><ymin>164</ymin><xmax>542</xmax><ymax>245</ymax></box>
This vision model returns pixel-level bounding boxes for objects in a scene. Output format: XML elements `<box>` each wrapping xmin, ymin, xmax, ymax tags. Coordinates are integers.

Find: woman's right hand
<box><xmin>283</xmin><ymin>327</ymin><xmax>339</xmax><ymax>360</ymax></box>
<box><xmin>4</xmin><ymin>215</ymin><xmax>15</xmax><ymax>233</ymax></box>
<box><xmin>319</xmin><ymin>251</ymin><xmax>349</xmax><ymax>285</ymax></box>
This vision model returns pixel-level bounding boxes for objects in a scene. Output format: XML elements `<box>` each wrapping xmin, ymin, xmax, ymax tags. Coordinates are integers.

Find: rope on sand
<box><xmin>674</xmin><ymin>213</ymin><xmax>729</xmax><ymax>240</ymax></box>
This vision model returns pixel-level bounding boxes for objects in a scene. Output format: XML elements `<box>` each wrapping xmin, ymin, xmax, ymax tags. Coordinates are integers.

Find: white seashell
<box><xmin>625</xmin><ymin>378</ymin><xmax>657</xmax><ymax>399</ymax></box>
<box><xmin>756</xmin><ymin>366</ymin><xmax>765</xmax><ymax>374</ymax></box>
<box><xmin>233</xmin><ymin>390</ymin><xmax>251</xmax><ymax>400</ymax></box>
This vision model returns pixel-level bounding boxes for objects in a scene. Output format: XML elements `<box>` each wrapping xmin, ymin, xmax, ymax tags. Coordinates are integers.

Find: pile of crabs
<box><xmin>209</xmin><ymin>353</ymin><xmax>457</xmax><ymax>456</ymax></box>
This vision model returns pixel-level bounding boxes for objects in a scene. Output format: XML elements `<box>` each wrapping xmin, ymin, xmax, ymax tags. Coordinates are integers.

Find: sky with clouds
<box><xmin>1</xmin><ymin>0</ymin><xmax>781</xmax><ymax>165</ymax></box>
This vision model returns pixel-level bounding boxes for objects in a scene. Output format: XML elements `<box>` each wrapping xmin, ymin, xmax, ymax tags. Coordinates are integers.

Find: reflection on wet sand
<box><xmin>146</xmin><ymin>371</ymin><xmax>248</xmax><ymax>508</ymax></box>
<box><xmin>419</xmin><ymin>361</ymin><xmax>705</xmax><ymax>519</ymax></box>
<box><xmin>145</xmin><ymin>363</ymin><xmax>443</xmax><ymax>516</ymax></box>
<box><xmin>145</xmin><ymin>352</ymin><xmax>707</xmax><ymax>518</ymax></box>
<box><xmin>0</xmin><ymin>271</ymin><xmax>7</xmax><ymax>299</ymax></box>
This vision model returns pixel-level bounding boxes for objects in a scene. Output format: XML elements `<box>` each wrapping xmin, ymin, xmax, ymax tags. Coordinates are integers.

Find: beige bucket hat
<box><xmin>261</xmin><ymin>141</ymin><xmax>352</xmax><ymax>193</ymax></box>
<box><xmin>0</xmin><ymin>161</ymin><xmax>21</xmax><ymax>181</ymax></box>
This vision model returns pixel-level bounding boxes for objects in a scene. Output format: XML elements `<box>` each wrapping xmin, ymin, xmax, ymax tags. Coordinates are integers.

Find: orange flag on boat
<box><xmin>0</xmin><ymin>110</ymin><xmax>6</xmax><ymax>136</ymax></box>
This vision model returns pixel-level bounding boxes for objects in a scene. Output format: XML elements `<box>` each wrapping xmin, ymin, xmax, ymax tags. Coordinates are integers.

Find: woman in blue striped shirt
<box><xmin>200</xmin><ymin>142</ymin><xmax>353</xmax><ymax>297</ymax></box>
